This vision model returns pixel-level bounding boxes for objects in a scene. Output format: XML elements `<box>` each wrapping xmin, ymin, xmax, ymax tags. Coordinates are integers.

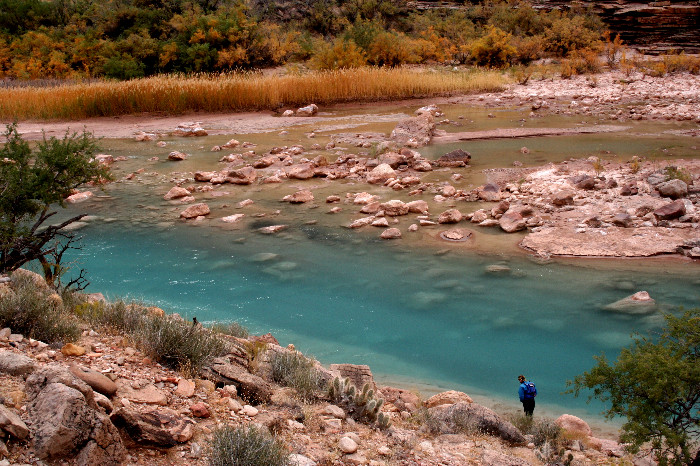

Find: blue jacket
<box><xmin>519</xmin><ymin>381</ymin><xmax>536</xmax><ymax>401</ymax></box>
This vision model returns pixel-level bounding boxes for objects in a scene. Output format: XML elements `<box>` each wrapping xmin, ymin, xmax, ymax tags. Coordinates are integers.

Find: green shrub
<box><xmin>543</xmin><ymin>15</ymin><xmax>602</xmax><ymax>56</ymax></box>
<box><xmin>270</xmin><ymin>351</ymin><xmax>324</xmax><ymax>401</ymax></box>
<box><xmin>75</xmin><ymin>299</ymin><xmax>145</xmax><ymax>333</ymax></box>
<box><xmin>210</xmin><ymin>321</ymin><xmax>249</xmax><ymax>339</ymax></box>
<box><xmin>664</xmin><ymin>165</ymin><xmax>692</xmax><ymax>184</ymax></box>
<box><xmin>133</xmin><ymin>313</ymin><xmax>229</xmax><ymax>372</ymax></box>
<box><xmin>209</xmin><ymin>425</ymin><xmax>290</xmax><ymax>466</ymax></box>
<box><xmin>0</xmin><ymin>271</ymin><xmax>80</xmax><ymax>343</ymax></box>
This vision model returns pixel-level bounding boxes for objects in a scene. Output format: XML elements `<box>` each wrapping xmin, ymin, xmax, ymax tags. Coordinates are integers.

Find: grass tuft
<box><xmin>0</xmin><ymin>271</ymin><xmax>80</xmax><ymax>343</ymax></box>
<box><xmin>0</xmin><ymin>67</ymin><xmax>508</xmax><ymax>120</ymax></box>
<box><xmin>270</xmin><ymin>351</ymin><xmax>324</xmax><ymax>401</ymax></box>
<box><xmin>209</xmin><ymin>425</ymin><xmax>290</xmax><ymax>466</ymax></box>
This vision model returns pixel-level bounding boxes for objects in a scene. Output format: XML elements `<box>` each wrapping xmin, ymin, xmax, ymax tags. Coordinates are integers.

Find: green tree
<box><xmin>0</xmin><ymin>123</ymin><xmax>110</xmax><ymax>285</ymax></box>
<box><xmin>569</xmin><ymin>309</ymin><xmax>700</xmax><ymax>465</ymax></box>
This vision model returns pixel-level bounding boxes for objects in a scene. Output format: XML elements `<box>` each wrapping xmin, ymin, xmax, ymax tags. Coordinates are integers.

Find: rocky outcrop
<box><xmin>25</xmin><ymin>366</ymin><xmax>125</xmax><ymax>464</ymax></box>
<box><xmin>428</xmin><ymin>402</ymin><xmax>526</xmax><ymax>446</ymax></box>
<box><xmin>204</xmin><ymin>357</ymin><xmax>273</xmax><ymax>404</ymax></box>
<box><xmin>110</xmin><ymin>407</ymin><xmax>195</xmax><ymax>447</ymax></box>
<box><xmin>329</xmin><ymin>364</ymin><xmax>376</xmax><ymax>392</ymax></box>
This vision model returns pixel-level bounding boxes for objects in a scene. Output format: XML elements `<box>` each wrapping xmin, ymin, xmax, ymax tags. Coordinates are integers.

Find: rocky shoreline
<box><xmin>0</xmin><ymin>271</ymin><xmax>643</xmax><ymax>466</ymax></box>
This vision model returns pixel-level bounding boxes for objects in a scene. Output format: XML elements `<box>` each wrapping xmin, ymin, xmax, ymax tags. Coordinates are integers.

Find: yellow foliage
<box><xmin>310</xmin><ymin>39</ymin><xmax>367</xmax><ymax>70</ymax></box>
<box><xmin>189</xmin><ymin>29</ymin><xmax>206</xmax><ymax>44</ymax></box>
<box><xmin>160</xmin><ymin>42</ymin><xmax>179</xmax><ymax>68</ymax></box>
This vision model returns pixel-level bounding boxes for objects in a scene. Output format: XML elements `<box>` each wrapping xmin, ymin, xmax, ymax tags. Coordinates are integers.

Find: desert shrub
<box><xmin>75</xmin><ymin>299</ymin><xmax>147</xmax><ymax>333</ymax></box>
<box><xmin>603</xmin><ymin>31</ymin><xmax>623</xmax><ymax>68</ymax></box>
<box><xmin>511</xmin><ymin>34</ymin><xmax>544</xmax><ymax>65</ymax></box>
<box><xmin>209</xmin><ymin>321</ymin><xmax>249</xmax><ymax>338</ymax></box>
<box><xmin>468</xmin><ymin>26</ymin><xmax>516</xmax><ymax>68</ymax></box>
<box><xmin>366</xmin><ymin>31</ymin><xmax>419</xmax><ymax>66</ymax></box>
<box><xmin>270</xmin><ymin>351</ymin><xmax>324</xmax><ymax>401</ymax></box>
<box><xmin>132</xmin><ymin>313</ymin><xmax>229</xmax><ymax>372</ymax></box>
<box><xmin>328</xmin><ymin>377</ymin><xmax>391</xmax><ymax>429</ymax></box>
<box><xmin>661</xmin><ymin>53</ymin><xmax>700</xmax><ymax>75</ymax></box>
<box><xmin>531</xmin><ymin>419</ymin><xmax>562</xmax><ymax>447</ymax></box>
<box><xmin>0</xmin><ymin>271</ymin><xmax>80</xmax><ymax>343</ymax></box>
<box><xmin>543</xmin><ymin>15</ymin><xmax>602</xmax><ymax>56</ymax></box>
<box><xmin>664</xmin><ymin>165</ymin><xmax>692</xmax><ymax>184</ymax></box>
<box><xmin>209</xmin><ymin>425</ymin><xmax>290</xmax><ymax>466</ymax></box>
<box><xmin>309</xmin><ymin>38</ymin><xmax>367</xmax><ymax>70</ymax></box>
<box><xmin>561</xmin><ymin>48</ymin><xmax>601</xmax><ymax>78</ymax></box>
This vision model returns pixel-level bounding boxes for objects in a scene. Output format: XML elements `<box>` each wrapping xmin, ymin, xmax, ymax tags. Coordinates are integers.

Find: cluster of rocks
<box><xmin>485</xmin><ymin>71</ymin><xmax>700</xmax><ymax>124</ymax></box>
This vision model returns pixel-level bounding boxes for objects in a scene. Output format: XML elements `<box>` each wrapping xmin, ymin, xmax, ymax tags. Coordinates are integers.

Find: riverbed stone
<box><xmin>180</xmin><ymin>203</ymin><xmax>210</xmax><ymax>219</ymax></box>
<box><xmin>163</xmin><ymin>187</ymin><xmax>190</xmax><ymax>200</ymax></box>
<box><xmin>380</xmin><ymin>200</ymin><xmax>409</xmax><ymax>216</ymax></box>
<box><xmin>499</xmin><ymin>210</ymin><xmax>527</xmax><ymax>233</ymax></box>
<box><xmin>284</xmin><ymin>190</ymin><xmax>314</xmax><ymax>203</ymax></box>
<box><xmin>434</xmin><ymin>149</ymin><xmax>471</xmax><ymax>168</ymax></box>
<box><xmin>287</xmin><ymin>163</ymin><xmax>315</xmax><ymax>180</ymax></box>
<box><xmin>654</xmin><ymin>199</ymin><xmax>686</xmax><ymax>220</ymax></box>
<box><xmin>656</xmin><ymin>179</ymin><xmax>688</xmax><ymax>199</ymax></box>
<box><xmin>603</xmin><ymin>291</ymin><xmax>656</xmax><ymax>314</ymax></box>
<box><xmin>367</xmin><ymin>164</ymin><xmax>396</xmax><ymax>184</ymax></box>
<box><xmin>167</xmin><ymin>151</ymin><xmax>188</xmax><ymax>161</ymax></box>
<box><xmin>438</xmin><ymin>209</ymin><xmax>462</xmax><ymax>224</ymax></box>
<box><xmin>227</xmin><ymin>166</ymin><xmax>257</xmax><ymax>185</ymax></box>
<box><xmin>380</xmin><ymin>228</ymin><xmax>402</xmax><ymax>239</ymax></box>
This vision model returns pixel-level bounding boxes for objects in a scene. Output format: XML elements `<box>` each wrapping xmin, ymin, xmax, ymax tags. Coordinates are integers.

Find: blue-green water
<box><xmin>69</xmin><ymin>218</ymin><xmax>700</xmax><ymax>430</ymax></box>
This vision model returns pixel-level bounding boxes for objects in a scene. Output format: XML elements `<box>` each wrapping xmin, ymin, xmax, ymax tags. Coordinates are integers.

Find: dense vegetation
<box><xmin>0</xmin><ymin>0</ymin><xmax>606</xmax><ymax>79</ymax></box>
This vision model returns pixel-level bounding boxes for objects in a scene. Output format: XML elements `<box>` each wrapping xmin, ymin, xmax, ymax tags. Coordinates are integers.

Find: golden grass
<box><xmin>0</xmin><ymin>67</ymin><xmax>509</xmax><ymax>120</ymax></box>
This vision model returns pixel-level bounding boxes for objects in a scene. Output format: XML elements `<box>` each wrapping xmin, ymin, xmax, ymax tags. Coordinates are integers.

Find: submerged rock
<box><xmin>180</xmin><ymin>203</ymin><xmax>210</xmax><ymax>219</ymax></box>
<box><xmin>603</xmin><ymin>291</ymin><xmax>656</xmax><ymax>315</ymax></box>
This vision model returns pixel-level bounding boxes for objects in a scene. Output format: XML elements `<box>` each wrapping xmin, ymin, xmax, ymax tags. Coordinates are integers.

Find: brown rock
<box><xmin>174</xmin><ymin>379</ymin><xmax>195</xmax><ymax>398</ymax></box>
<box><xmin>406</xmin><ymin>200</ymin><xmax>429</xmax><ymax>214</ymax></box>
<box><xmin>499</xmin><ymin>210</ymin><xmax>527</xmax><ymax>233</ymax></box>
<box><xmin>180</xmin><ymin>203</ymin><xmax>210</xmax><ymax>219</ymax></box>
<box><xmin>284</xmin><ymin>190</ymin><xmax>314</xmax><ymax>204</ymax></box>
<box><xmin>478</xmin><ymin>183</ymin><xmax>501</xmax><ymax>202</ymax></box>
<box><xmin>250</xmin><ymin>333</ymin><xmax>280</xmax><ymax>345</ymax></box>
<box><xmin>434</xmin><ymin>149</ymin><xmax>471</xmax><ymax>168</ymax></box>
<box><xmin>380</xmin><ymin>200</ymin><xmax>409</xmax><ymax>216</ymax></box>
<box><xmin>204</xmin><ymin>358</ymin><xmax>273</xmax><ymax>404</ymax></box>
<box><xmin>366</xmin><ymin>163</ymin><xmax>396</xmax><ymax>184</ymax></box>
<box><xmin>329</xmin><ymin>364</ymin><xmax>376</xmax><ymax>392</ymax></box>
<box><xmin>194</xmin><ymin>171</ymin><xmax>215</xmax><ymax>182</ymax></box>
<box><xmin>0</xmin><ymin>404</ymin><xmax>29</xmax><ymax>439</ymax></box>
<box><xmin>390</xmin><ymin>113</ymin><xmax>435</xmax><ymax>147</ymax></box>
<box><xmin>657</xmin><ymin>179</ymin><xmax>688</xmax><ymax>199</ymax></box>
<box><xmin>227</xmin><ymin>166</ymin><xmax>257</xmax><ymax>185</ymax></box>
<box><xmin>551</xmin><ymin>190</ymin><xmax>575</xmax><ymax>206</ymax></box>
<box><xmin>380</xmin><ymin>228</ymin><xmax>402</xmax><ymax>239</ymax></box>
<box><xmin>163</xmin><ymin>187</ymin><xmax>190</xmax><ymax>200</ymax></box>
<box><xmin>378</xmin><ymin>152</ymin><xmax>406</xmax><ymax>169</ymax></box>
<box><xmin>438</xmin><ymin>209</ymin><xmax>462</xmax><ymax>224</ymax></box>
<box><xmin>189</xmin><ymin>402</ymin><xmax>210</xmax><ymax>418</ymax></box>
<box><xmin>167</xmin><ymin>151</ymin><xmax>188</xmax><ymax>161</ymax></box>
<box><xmin>555</xmin><ymin>414</ymin><xmax>592</xmax><ymax>437</ymax></box>
<box><xmin>654</xmin><ymin>199</ymin><xmax>686</xmax><ymax>220</ymax></box>
<box><xmin>360</xmin><ymin>202</ymin><xmax>381</xmax><ymax>214</ymax></box>
<box><xmin>61</xmin><ymin>343</ymin><xmax>86</xmax><ymax>357</ymax></box>
<box><xmin>110</xmin><ymin>407</ymin><xmax>194</xmax><ymax>446</ymax></box>
<box><xmin>287</xmin><ymin>163</ymin><xmax>315</xmax><ymax>180</ymax></box>
<box><xmin>69</xmin><ymin>365</ymin><xmax>117</xmax><ymax>397</ymax></box>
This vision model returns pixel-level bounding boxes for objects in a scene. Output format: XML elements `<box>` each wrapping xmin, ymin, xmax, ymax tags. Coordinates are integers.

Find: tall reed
<box><xmin>0</xmin><ymin>67</ymin><xmax>508</xmax><ymax>120</ymax></box>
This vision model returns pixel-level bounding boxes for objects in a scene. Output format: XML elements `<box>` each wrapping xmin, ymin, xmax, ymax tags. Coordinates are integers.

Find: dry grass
<box><xmin>0</xmin><ymin>67</ymin><xmax>508</xmax><ymax>120</ymax></box>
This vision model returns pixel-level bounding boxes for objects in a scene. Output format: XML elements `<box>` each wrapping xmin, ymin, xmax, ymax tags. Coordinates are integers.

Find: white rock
<box><xmin>339</xmin><ymin>436</ymin><xmax>358</xmax><ymax>454</ymax></box>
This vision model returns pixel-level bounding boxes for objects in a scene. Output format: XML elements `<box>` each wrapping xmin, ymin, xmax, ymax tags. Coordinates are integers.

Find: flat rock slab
<box><xmin>110</xmin><ymin>407</ymin><xmax>195</xmax><ymax>446</ymax></box>
<box><xmin>116</xmin><ymin>381</ymin><xmax>168</xmax><ymax>405</ymax></box>
<box><xmin>520</xmin><ymin>227</ymin><xmax>696</xmax><ymax>257</ymax></box>
<box><xmin>433</xmin><ymin>125</ymin><xmax>629</xmax><ymax>143</ymax></box>
<box><xmin>0</xmin><ymin>351</ymin><xmax>36</xmax><ymax>376</ymax></box>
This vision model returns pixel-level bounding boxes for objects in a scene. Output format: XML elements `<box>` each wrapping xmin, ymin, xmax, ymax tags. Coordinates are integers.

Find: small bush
<box><xmin>664</xmin><ymin>165</ymin><xmax>692</xmax><ymax>184</ymax></box>
<box><xmin>561</xmin><ymin>48</ymin><xmax>601</xmax><ymax>77</ymax></box>
<box><xmin>209</xmin><ymin>425</ymin><xmax>290</xmax><ymax>466</ymax></box>
<box><xmin>0</xmin><ymin>271</ymin><xmax>80</xmax><ymax>343</ymax></box>
<box><xmin>270</xmin><ymin>351</ymin><xmax>324</xmax><ymax>401</ymax></box>
<box><xmin>661</xmin><ymin>53</ymin><xmax>700</xmax><ymax>75</ymax></box>
<box><xmin>133</xmin><ymin>314</ymin><xmax>229</xmax><ymax>372</ymax></box>
<box><xmin>75</xmin><ymin>299</ymin><xmax>145</xmax><ymax>333</ymax></box>
<box><xmin>210</xmin><ymin>321</ymin><xmax>249</xmax><ymax>339</ymax></box>
<box><xmin>531</xmin><ymin>419</ymin><xmax>562</xmax><ymax>447</ymax></box>
<box><xmin>310</xmin><ymin>39</ymin><xmax>367</xmax><ymax>70</ymax></box>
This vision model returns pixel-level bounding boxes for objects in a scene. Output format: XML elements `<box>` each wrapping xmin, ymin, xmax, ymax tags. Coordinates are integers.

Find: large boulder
<box><xmin>555</xmin><ymin>414</ymin><xmax>592</xmax><ymax>437</ymax></box>
<box><xmin>406</xmin><ymin>200</ymin><xmax>429</xmax><ymax>215</ymax></box>
<box><xmin>366</xmin><ymin>164</ymin><xmax>396</xmax><ymax>184</ymax></box>
<box><xmin>654</xmin><ymin>199</ymin><xmax>686</xmax><ymax>220</ymax></box>
<box><xmin>163</xmin><ymin>186</ymin><xmax>191</xmax><ymax>200</ymax></box>
<box><xmin>204</xmin><ymin>357</ymin><xmax>272</xmax><ymax>404</ymax></box>
<box><xmin>110</xmin><ymin>407</ymin><xmax>195</xmax><ymax>446</ymax></box>
<box><xmin>26</xmin><ymin>373</ymin><xmax>125</xmax><ymax>464</ymax></box>
<box><xmin>390</xmin><ymin>113</ymin><xmax>435</xmax><ymax>147</ymax></box>
<box><xmin>656</xmin><ymin>179</ymin><xmax>688</xmax><ymax>199</ymax></box>
<box><xmin>428</xmin><ymin>402</ymin><xmax>526</xmax><ymax>445</ymax></box>
<box><xmin>499</xmin><ymin>210</ymin><xmax>527</xmax><ymax>233</ymax></box>
<box><xmin>378</xmin><ymin>152</ymin><xmax>407</xmax><ymax>169</ymax></box>
<box><xmin>434</xmin><ymin>149</ymin><xmax>471</xmax><ymax>168</ymax></box>
<box><xmin>478</xmin><ymin>183</ymin><xmax>502</xmax><ymax>202</ymax></box>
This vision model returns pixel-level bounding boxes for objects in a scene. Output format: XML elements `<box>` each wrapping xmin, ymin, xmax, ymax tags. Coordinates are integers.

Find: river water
<box><xmin>55</xmin><ymin>102</ymin><xmax>700</xmax><ymax>435</ymax></box>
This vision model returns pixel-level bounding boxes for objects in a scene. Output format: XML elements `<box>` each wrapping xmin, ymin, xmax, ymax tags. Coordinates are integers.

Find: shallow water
<box><xmin>55</xmin><ymin>102</ymin><xmax>700</xmax><ymax>434</ymax></box>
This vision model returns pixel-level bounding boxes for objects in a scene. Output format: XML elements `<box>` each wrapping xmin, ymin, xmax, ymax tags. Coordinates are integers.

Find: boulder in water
<box><xmin>603</xmin><ymin>291</ymin><xmax>656</xmax><ymax>314</ymax></box>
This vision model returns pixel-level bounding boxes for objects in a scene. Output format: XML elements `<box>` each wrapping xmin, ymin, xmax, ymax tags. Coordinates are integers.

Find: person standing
<box><xmin>518</xmin><ymin>374</ymin><xmax>537</xmax><ymax>416</ymax></box>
